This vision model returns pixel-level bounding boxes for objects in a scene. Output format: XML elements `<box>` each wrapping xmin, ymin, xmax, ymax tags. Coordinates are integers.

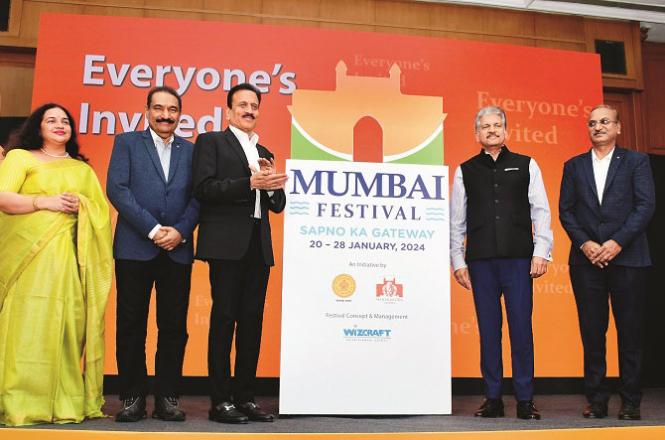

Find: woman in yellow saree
<box><xmin>0</xmin><ymin>103</ymin><xmax>112</xmax><ymax>426</ymax></box>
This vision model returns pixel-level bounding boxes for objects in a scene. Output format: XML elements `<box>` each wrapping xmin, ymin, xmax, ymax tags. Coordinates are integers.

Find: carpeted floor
<box><xmin>5</xmin><ymin>389</ymin><xmax>664</xmax><ymax>433</ymax></box>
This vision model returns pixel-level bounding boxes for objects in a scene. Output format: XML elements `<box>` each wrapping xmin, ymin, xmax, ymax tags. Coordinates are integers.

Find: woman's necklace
<box><xmin>40</xmin><ymin>148</ymin><xmax>69</xmax><ymax>158</ymax></box>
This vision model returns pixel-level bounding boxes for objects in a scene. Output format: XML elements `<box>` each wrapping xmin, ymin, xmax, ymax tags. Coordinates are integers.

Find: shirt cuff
<box><xmin>533</xmin><ymin>244</ymin><xmax>553</xmax><ymax>261</ymax></box>
<box><xmin>148</xmin><ymin>224</ymin><xmax>162</xmax><ymax>240</ymax></box>
<box><xmin>451</xmin><ymin>254</ymin><xmax>467</xmax><ymax>271</ymax></box>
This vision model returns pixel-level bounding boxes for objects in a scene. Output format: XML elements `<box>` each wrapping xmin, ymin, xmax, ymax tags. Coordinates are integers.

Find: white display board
<box><xmin>280</xmin><ymin>160</ymin><xmax>451</xmax><ymax>415</ymax></box>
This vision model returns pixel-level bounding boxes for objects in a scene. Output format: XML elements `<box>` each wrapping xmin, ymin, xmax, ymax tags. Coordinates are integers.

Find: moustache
<box><xmin>156</xmin><ymin>118</ymin><xmax>176</xmax><ymax>124</ymax></box>
<box><xmin>242</xmin><ymin>113</ymin><xmax>255</xmax><ymax>119</ymax></box>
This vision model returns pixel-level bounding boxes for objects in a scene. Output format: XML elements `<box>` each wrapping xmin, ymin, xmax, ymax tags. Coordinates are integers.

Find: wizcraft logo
<box><xmin>343</xmin><ymin>326</ymin><xmax>392</xmax><ymax>342</ymax></box>
<box><xmin>288</xmin><ymin>61</ymin><xmax>446</xmax><ymax>165</ymax></box>
<box><xmin>376</xmin><ymin>277</ymin><xmax>404</xmax><ymax>303</ymax></box>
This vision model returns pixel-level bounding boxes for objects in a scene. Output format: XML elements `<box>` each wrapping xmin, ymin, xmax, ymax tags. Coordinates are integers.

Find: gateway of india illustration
<box><xmin>288</xmin><ymin>61</ymin><xmax>446</xmax><ymax>165</ymax></box>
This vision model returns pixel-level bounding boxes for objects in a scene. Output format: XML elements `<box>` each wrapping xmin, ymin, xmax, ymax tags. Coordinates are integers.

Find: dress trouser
<box><xmin>467</xmin><ymin>258</ymin><xmax>534</xmax><ymax>401</ymax></box>
<box><xmin>208</xmin><ymin>222</ymin><xmax>270</xmax><ymax>405</ymax></box>
<box><xmin>570</xmin><ymin>264</ymin><xmax>647</xmax><ymax>406</ymax></box>
<box><xmin>115</xmin><ymin>251</ymin><xmax>192</xmax><ymax>399</ymax></box>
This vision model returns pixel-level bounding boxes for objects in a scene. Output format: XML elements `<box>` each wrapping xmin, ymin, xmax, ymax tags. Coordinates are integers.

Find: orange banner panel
<box><xmin>32</xmin><ymin>13</ymin><xmax>605</xmax><ymax>377</ymax></box>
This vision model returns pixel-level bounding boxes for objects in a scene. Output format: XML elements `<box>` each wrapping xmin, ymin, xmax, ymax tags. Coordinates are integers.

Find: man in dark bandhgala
<box><xmin>450</xmin><ymin>105</ymin><xmax>553</xmax><ymax>420</ymax></box>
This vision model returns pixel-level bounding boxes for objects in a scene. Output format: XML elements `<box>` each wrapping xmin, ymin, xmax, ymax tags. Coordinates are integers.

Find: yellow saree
<box><xmin>0</xmin><ymin>149</ymin><xmax>112</xmax><ymax>426</ymax></box>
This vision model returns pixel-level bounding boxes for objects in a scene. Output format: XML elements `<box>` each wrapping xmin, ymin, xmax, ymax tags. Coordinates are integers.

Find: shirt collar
<box><xmin>229</xmin><ymin>124</ymin><xmax>259</xmax><ymax>146</ymax></box>
<box><xmin>480</xmin><ymin>145</ymin><xmax>508</xmax><ymax>162</ymax></box>
<box><xmin>149</xmin><ymin>128</ymin><xmax>174</xmax><ymax>147</ymax></box>
<box><xmin>592</xmin><ymin>147</ymin><xmax>614</xmax><ymax>163</ymax></box>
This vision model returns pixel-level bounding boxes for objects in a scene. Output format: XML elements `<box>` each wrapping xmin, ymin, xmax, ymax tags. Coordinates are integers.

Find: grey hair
<box><xmin>474</xmin><ymin>106</ymin><xmax>507</xmax><ymax>132</ymax></box>
<box><xmin>589</xmin><ymin>104</ymin><xmax>620</xmax><ymax>122</ymax></box>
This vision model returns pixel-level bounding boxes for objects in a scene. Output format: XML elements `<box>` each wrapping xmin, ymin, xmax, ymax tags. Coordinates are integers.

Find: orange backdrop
<box><xmin>32</xmin><ymin>13</ymin><xmax>607</xmax><ymax>378</ymax></box>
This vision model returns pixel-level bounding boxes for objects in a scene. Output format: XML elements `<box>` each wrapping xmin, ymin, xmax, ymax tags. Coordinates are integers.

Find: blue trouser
<box><xmin>467</xmin><ymin>258</ymin><xmax>534</xmax><ymax>401</ymax></box>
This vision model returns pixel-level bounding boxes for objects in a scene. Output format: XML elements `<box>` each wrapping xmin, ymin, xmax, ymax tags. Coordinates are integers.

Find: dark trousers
<box><xmin>208</xmin><ymin>223</ymin><xmax>270</xmax><ymax>405</ymax></box>
<box><xmin>115</xmin><ymin>252</ymin><xmax>192</xmax><ymax>399</ymax></box>
<box><xmin>570</xmin><ymin>264</ymin><xmax>647</xmax><ymax>406</ymax></box>
<box><xmin>468</xmin><ymin>258</ymin><xmax>534</xmax><ymax>401</ymax></box>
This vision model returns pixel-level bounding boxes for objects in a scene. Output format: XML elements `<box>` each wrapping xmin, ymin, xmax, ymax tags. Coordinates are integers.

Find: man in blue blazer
<box><xmin>560</xmin><ymin>104</ymin><xmax>655</xmax><ymax>421</ymax></box>
<box><xmin>107</xmin><ymin>86</ymin><xmax>199</xmax><ymax>422</ymax></box>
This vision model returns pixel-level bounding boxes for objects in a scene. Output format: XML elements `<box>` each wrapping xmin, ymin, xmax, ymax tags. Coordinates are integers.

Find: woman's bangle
<box><xmin>32</xmin><ymin>196</ymin><xmax>40</xmax><ymax>211</ymax></box>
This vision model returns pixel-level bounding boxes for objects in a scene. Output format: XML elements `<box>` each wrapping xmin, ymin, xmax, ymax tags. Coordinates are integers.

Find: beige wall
<box><xmin>0</xmin><ymin>49</ymin><xmax>34</xmax><ymax>116</ymax></box>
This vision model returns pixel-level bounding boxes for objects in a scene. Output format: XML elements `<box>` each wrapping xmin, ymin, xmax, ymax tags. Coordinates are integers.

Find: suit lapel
<box><xmin>142</xmin><ymin>129</ymin><xmax>167</xmax><ymax>184</ymax></box>
<box><xmin>582</xmin><ymin>150</ymin><xmax>599</xmax><ymax>205</ymax></box>
<box><xmin>257</xmin><ymin>144</ymin><xmax>269</xmax><ymax>159</ymax></box>
<box><xmin>225</xmin><ymin>128</ymin><xmax>251</xmax><ymax>176</ymax></box>
<box><xmin>602</xmin><ymin>147</ymin><xmax>624</xmax><ymax>199</ymax></box>
<box><xmin>167</xmin><ymin>137</ymin><xmax>183</xmax><ymax>183</ymax></box>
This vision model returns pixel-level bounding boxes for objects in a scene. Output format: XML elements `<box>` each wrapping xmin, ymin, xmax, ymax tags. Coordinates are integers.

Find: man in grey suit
<box><xmin>107</xmin><ymin>86</ymin><xmax>199</xmax><ymax>422</ymax></box>
<box><xmin>560</xmin><ymin>104</ymin><xmax>655</xmax><ymax>420</ymax></box>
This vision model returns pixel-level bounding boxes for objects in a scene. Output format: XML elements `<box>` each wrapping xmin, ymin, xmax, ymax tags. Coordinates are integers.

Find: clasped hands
<box><xmin>249</xmin><ymin>158</ymin><xmax>288</xmax><ymax>191</ymax></box>
<box><xmin>153</xmin><ymin>226</ymin><xmax>182</xmax><ymax>251</ymax></box>
<box><xmin>581</xmin><ymin>239</ymin><xmax>622</xmax><ymax>268</ymax></box>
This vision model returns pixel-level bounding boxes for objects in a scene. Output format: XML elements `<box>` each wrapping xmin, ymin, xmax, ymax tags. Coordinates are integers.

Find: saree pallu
<box><xmin>0</xmin><ymin>152</ymin><xmax>112</xmax><ymax>426</ymax></box>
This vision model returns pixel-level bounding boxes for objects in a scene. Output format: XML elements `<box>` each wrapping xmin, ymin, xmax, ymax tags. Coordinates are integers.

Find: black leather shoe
<box><xmin>618</xmin><ymin>402</ymin><xmax>641</xmax><ymax>420</ymax></box>
<box><xmin>517</xmin><ymin>400</ymin><xmax>541</xmax><ymax>420</ymax></box>
<box><xmin>236</xmin><ymin>401</ymin><xmax>274</xmax><ymax>422</ymax></box>
<box><xmin>209</xmin><ymin>402</ymin><xmax>249</xmax><ymax>424</ymax></box>
<box><xmin>474</xmin><ymin>398</ymin><xmax>504</xmax><ymax>417</ymax></box>
<box><xmin>152</xmin><ymin>396</ymin><xmax>186</xmax><ymax>421</ymax></box>
<box><xmin>583</xmin><ymin>402</ymin><xmax>608</xmax><ymax>419</ymax></box>
<box><xmin>115</xmin><ymin>396</ymin><xmax>147</xmax><ymax>422</ymax></box>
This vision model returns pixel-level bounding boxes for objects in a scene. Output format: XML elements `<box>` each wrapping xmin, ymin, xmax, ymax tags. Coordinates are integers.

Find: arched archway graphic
<box><xmin>353</xmin><ymin>116</ymin><xmax>383</xmax><ymax>163</ymax></box>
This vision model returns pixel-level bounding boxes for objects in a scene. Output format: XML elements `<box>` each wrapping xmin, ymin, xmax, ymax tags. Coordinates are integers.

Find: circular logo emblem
<box><xmin>332</xmin><ymin>274</ymin><xmax>356</xmax><ymax>298</ymax></box>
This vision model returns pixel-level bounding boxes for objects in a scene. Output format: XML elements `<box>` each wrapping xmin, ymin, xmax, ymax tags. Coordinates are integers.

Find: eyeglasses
<box><xmin>587</xmin><ymin>118</ymin><xmax>618</xmax><ymax>128</ymax></box>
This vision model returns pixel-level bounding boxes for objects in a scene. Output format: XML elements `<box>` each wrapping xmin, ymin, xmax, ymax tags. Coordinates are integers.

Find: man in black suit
<box><xmin>192</xmin><ymin>83</ymin><xmax>287</xmax><ymax>424</ymax></box>
<box><xmin>560</xmin><ymin>104</ymin><xmax>655</xmax><ymax>420</ymax></box>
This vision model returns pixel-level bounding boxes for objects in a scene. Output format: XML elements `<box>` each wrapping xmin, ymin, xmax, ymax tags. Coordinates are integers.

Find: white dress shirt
<box><xmin>592</xmin><ymin>147</ymin><xmax>614</xmax><ymax>205</ymax></box>
<box><xmin>229</xmin><ymin>124</ymin><xmax>262</xmax><ymax>219</ymax></box>
<box><xmin>150</xmin><ymin>128</ymin><xmax>173</xmax><ymax>182</ymax></box>
<box><xmin>449</xmin><ymin>155</ymin><xmax>554</xmax><ymax>271</ymax></box>
<box><xmin>147</xmin><ymin>128</ymin><xmax>174</xmax><ymax>240</ymax></box>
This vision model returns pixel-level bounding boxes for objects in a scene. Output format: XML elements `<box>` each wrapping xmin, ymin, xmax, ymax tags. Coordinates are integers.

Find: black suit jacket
<box><xmin>192</xmin><ymin>128</ymin><xmax>286</xmax><ymax>265</ymax></box>
<box><xmin>559</xmin><ymin>146</ymin><xmax>655</xmax><ymax>267</ymax></box>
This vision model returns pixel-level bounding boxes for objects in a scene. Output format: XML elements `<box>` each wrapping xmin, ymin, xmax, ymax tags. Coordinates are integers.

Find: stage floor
<box><xmin>2</xmin><ymin>389</ymin><xmax>664</xmax><ymax>434</ymax></box>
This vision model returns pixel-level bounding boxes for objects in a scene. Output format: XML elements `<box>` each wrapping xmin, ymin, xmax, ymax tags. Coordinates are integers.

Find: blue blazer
<box><xmin>559</xmin><ymin>146</ymin><xmax>655</xmax><ymax>267</ymax></box>
<box><xmin>107</xmin><ymin>129</ymin><xmax>199</xmax><ymax>264</ymax></box>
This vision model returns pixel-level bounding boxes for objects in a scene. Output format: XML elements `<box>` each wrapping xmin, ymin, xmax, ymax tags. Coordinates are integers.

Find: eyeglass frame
<box><xmin>587</xmin><ymin>118</ymin><xmax>619</xmax><ymax>128</ymax></box>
